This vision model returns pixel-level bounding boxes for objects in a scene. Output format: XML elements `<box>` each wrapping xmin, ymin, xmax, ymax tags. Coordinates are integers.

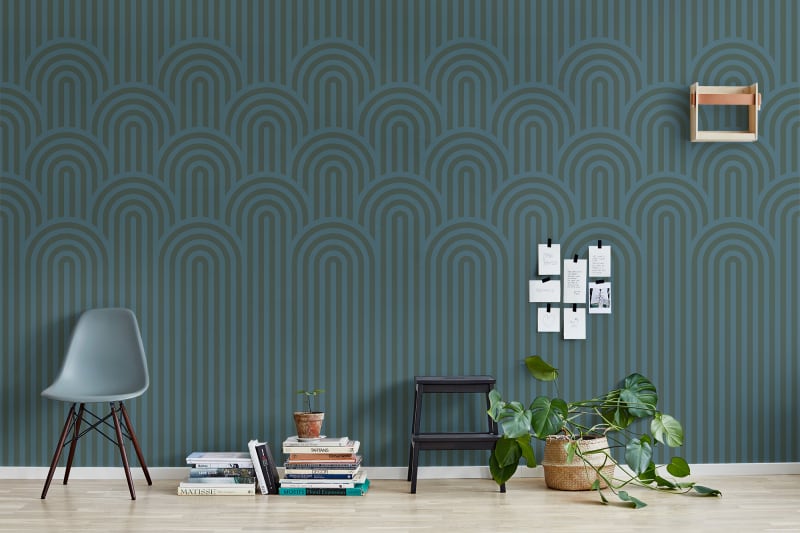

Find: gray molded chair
<box><xmin>40</xmin><ymin>308</ymin><xmax>152</xmax><ymax>500</ymax></box>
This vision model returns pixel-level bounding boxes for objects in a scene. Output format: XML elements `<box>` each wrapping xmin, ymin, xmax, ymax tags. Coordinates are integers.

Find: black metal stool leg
<box><xmin>110</xmin><ymin>402</ymin><xmax>136</xmax><ymax>500</ymax></box>
<box><xmin>41</xmin><ymin>404</ymin><xmax>76</xmax><ymax>499</ymax></box>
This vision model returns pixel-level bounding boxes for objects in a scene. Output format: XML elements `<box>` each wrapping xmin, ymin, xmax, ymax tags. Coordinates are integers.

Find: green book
<box><xmin>278</xmin><ymin>478</ymin><xmax>370</xmax><ymax>496</ymax></box>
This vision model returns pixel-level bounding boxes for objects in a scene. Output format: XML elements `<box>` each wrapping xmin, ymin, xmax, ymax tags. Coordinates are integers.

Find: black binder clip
<box><xmin>547</xmin><ymin>238</ymin><xmax>552</xmax><ymax>248</ymax></box>
<box><xmin>542</xmin><ymin>277</ymin><xmax>551</xmax><ymax>283</ymax></box>
<box><xmin>573</xmin><ymin>254</ymin><xmax>578</xmax><ymax>263</ymax></box>
<box><xmin>572</xmin><ymin>304</ymin><xmax>577</xmax><ymax>312</ymax></box>
<box><xmin>596</xmin><ymin>279</ymin><xmax>605</xmax><ymax>285</ymax></box>
<box><xmin>598</xmin><ymin>240</ymin><xmax>602</xmax><ymax>249</ymax></box>
<box><xmin>547</xmin><ymin>303</ymin><xmax>551</xmax><ymax>313</ymax></box>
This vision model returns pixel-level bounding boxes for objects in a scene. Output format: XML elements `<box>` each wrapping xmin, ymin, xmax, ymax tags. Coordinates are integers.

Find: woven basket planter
<box><xmin>542</xmin><ymin>435</ymin><xmax>616</xmax><ymax>491</ymax></box>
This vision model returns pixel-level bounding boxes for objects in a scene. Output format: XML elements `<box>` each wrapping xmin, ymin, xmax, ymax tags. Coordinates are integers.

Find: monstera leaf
<box><xmin>524</xmin><ymin>355</ymin><xmax>559</xmax><ymax>382</ymax></box>
<box><xmin>530</xmin><ymin>396</ymin><xmax>568</xmax><ymax>439</ymax></box>
<box><xmin>651</xmin><ymin>412</ymin><xmax>684</xmax><ymax>447</ymax></box>
<box><xmin>602</xmin><ymin>373</ymin><xmax>658</xmax><ymax>428</ymax></box>
<box><xmin>625</xmin><ymin>435</ymin><xmax>653</xmax><ymax>475</ymax></box>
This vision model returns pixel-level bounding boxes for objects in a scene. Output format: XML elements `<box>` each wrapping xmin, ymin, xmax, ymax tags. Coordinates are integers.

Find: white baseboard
<box><xmin>2</xmin><ymin>463</ymin><xmax>799</xmax><ymax>480</ymax></box>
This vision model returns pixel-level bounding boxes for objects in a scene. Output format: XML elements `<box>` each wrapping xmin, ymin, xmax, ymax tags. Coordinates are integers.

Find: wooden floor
<box><xmin>1</xmin><ymin>476</ymin><xmax>799</xmax><ymax>532</ymax></box>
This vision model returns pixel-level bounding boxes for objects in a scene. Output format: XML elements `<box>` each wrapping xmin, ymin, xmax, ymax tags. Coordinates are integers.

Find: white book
<box><xmin>186</xmin><ymin>451</ymin><xmax>253</xmax><ymax>468</ymax></box>
<box><xmin>247</xmin><ymin>439</ymin><xmax>269</xmax><ymax>495</ymax></box>
<box><xmin>179</xmin><ymin>476</ymin><xmax>255</xmax><ymax>487</ymax></box>
<box><xmin>279</xmin><ymin>470</ymin><xmax>367</xmax><ymax>489</ymax></box>
<box><xmin>281</xmin><ymin>440</ymin><xmax>360</xmax><ymax>454</ymax></box>
<box><xmin>283</xmin><ymin>436</ymin><xmax>349</xmax><ymax>447</ymax></box>
<box><xmin>177</xmin><ymin>485</ymin><xmax>255</xmax><ymax>496</ymax></box>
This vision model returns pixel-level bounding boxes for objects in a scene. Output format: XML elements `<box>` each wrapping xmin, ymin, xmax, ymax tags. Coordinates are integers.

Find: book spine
<box><xmin>248</xmin><ymin>440</ymin><xmax>269</xmax><ymax>495</ymax></box>
<box><xmin>279</xmin><ymin>482</ymin><xmax>355</xmax><ymax>489</ymax></box>
<box><xmin>182</xmin><ymin>477</ymin><xmax>256</xmax><ymax>484</ymax></box>
<box><xmin>187</xmin><ymin>462</ymin><xmax>254</xmax><ymax>469</ymax></box>
<box><xmin>285</xmin><ymin>462</ymin><xmax>361</xmax><ymax>470</ymax></box>
<box><xmin>288</xmin><ymin>453</ymin><xmax>356</xmax><ymax>461</ymax></box>
<box><xmin>281</xmin><ymin>446</ymin><xmax>357</xmax><ymax>454</ymax></box>
<box><xmin>278</xmin><ymin>484</ymin><xmax>368</xmax><ymax>496</ymax></box>
<box><xmin>283</xmin><ymin>472</ymin><xmax>357</xmax><ymax>479</ymax></box>
<box><xmin>278</xmin><ymin>486</ymin><xmax>308</xmax><ymax>496</ymax></box>
<box><xmin>189</xmin><ymin>468</ymin><xmax>254</xmax><ymax>477</ymax></box>
<box><xmin>266</xmin><ymin>445</ymin><xmax>281</xmax><ymax>493</ymax></box>
<box><xmin>305</xmin><ymin>486</ymin><xmax>367</xmax><ymax>496</ymax></box>
<box><xmin>177</xmin><ymin>486</ymin><xmax>256</xmax><ymax>496</ymax></box>
<box><xmin>256</xmin><ymin>443</ymin><xmax>279</xmax><ymax>495</ymax></box>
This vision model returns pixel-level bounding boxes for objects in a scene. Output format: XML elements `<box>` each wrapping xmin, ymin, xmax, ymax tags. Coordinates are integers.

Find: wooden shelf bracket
<box><xmin>689</xmin><ymin>82</ymin><xmax>761</xmax><ymax>142</ymax></box>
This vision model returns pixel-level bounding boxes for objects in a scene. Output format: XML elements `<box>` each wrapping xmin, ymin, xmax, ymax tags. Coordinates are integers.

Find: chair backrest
<box><xmin>48</xmin><ymin>308</ymin><xmax>149</xmax><ymax>401</ymax></box>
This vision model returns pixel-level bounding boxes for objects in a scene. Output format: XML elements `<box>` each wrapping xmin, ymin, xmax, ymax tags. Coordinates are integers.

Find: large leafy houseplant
<box><xmin>488</xmin><ymin>356</ymin><xmax>721</xmax><ymax>508</ymax></box>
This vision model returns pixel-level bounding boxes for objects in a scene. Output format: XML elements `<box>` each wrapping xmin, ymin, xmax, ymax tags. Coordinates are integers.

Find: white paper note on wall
<box><xmin>589</xmin><ymin>245</ymin><xmax>611</xmax><ymax>277</ymax></box>
<box><xmin>537</xmin><ymin>307</ymin><xmax>560</xmax><ymax>332</ymax></box>
<box><xmin>538</xmin><ymin>243</ymin><xmax>561</xmax><ymax>275</ymax></box>
<box><xmin>529</xmin><ymin>279</ymin><xmax>561</xmax><ymax>303</ymax></box>
<box><xmin>563</xmin><ymin>307</ymin><xmax>586</xmax><ymax>340</ymax></box>
<box><xmin>563</xmin><ymin>259</ymin><xmax>587</xmax><ymax>303</ymax></box>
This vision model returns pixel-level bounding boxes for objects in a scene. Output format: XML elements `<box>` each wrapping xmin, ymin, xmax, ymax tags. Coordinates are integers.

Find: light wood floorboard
<box><xmin>1</xmin><ymin>476</ymin><xmax>799</xmax><ymax>532</ymax></box>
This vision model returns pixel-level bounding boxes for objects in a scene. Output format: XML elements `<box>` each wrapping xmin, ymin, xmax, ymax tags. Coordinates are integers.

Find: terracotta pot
<box><xmin>542</xmin><ymin>435</ymin><xmax>616</xmax><ymax>491</ymax></box>
<box><xmin>293</xmin><ymin>412</ymin><xmax>324</xmax><ymax>438</ymax></box>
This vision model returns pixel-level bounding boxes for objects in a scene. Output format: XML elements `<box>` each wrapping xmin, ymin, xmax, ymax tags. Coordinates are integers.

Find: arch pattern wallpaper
<box><xmin>1</xmin><ymin>0</ymin><xmax>798</xmax><ymax>467</ymax></box>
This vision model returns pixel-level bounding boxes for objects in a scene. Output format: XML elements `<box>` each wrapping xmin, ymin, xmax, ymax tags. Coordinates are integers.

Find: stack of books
<box><xmin>178</xmin><ymin>451</ymin><xmax>257</xmax><ymax>496</ymax></box>
<box><xmin>279</xmin><ymin>436</ymin><xmax>370</xmax><ymax>496</ymax></box>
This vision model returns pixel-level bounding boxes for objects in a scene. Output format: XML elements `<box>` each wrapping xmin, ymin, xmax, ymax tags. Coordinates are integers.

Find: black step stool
<box><xmin>406</xmin><ymin>375</ymin><xmax>505</xmax><ymax>493</ymax></box>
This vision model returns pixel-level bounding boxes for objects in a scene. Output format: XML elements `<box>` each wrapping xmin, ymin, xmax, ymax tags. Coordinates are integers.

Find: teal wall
<box><xmin>1</xmin><ymin>0</ymin><xmax>798</xmax><ymax>468</ymax></box>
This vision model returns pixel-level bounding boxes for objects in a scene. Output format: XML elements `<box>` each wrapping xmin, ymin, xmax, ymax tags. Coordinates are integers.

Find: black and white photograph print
<box><xmin>589</xmin><ymin>283</ymin><xmax>612</xmax><ymax>314</ymax></box>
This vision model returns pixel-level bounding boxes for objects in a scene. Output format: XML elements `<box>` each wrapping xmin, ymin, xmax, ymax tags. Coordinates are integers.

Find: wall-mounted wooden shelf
<box><xmin>689</xmin><ymin>83</ymin><xmax>761</xmax><ymax>142</ymax></box>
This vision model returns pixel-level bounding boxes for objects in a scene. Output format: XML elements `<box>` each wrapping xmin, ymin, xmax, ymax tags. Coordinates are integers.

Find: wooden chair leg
<box><xmin>63</xmin><ymin>403</ymin><xmax>85</xmax><ymax>485</ymax></box>
<box><xmin>41</xmin><ymin>404</ymin><xmax>76</xmax><ymax>499</ymax></box>
<box><xmin>406</xmin><ymin>444</ymin><xmax>414</xmax><ymax>481</ymax></box>
<box><xmin>110</xmin><ymin>402</ymin><xmax>136</xmax><ymax>500</ymax></box>
<box><xmin>410</xmin><ymin>444</ymin><xmax>420</xmax><ymax>494</ymax></box>
<box><xmin>119</xmin><ymin>402</ymin><xmax>152</xmax><ymax>485</ymax></box>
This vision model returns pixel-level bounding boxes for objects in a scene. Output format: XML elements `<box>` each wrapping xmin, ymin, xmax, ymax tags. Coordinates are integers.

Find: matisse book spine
<box><xmin>177</xmin><ymin>485</ymin><xmax>256</xmax><ymax>496</ymax></box>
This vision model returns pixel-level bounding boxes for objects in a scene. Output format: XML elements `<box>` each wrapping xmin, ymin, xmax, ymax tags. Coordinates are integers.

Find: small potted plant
<box><xmin>293</xmin><ymin>388</ymin><xmax>325</xmax><ymax>439</ymax></box>
<box><xmin>487</xmin><ymin>356</ymin><xmax>722</xmax><ymax>508</ymax></box>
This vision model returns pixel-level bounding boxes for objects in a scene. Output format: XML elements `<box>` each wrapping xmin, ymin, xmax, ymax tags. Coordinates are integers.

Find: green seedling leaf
<box><xmin>652</xmin><ymin>413</ymin><xmax>684</xmax><ymax>447</ymax></box>
<box><xmin>618</xmin><ymin>490</ymin><xmax>648</xmax><ymax>509</ymax></box>
<box><xmin>666</xmin><ymin>456</ymin><xmax>691</xmax><ymax>477</ymax></box>
<box><xmin>693</xmin><ymin>485</ymin><xmax>722</xmax><ymax>497</ymax></box>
